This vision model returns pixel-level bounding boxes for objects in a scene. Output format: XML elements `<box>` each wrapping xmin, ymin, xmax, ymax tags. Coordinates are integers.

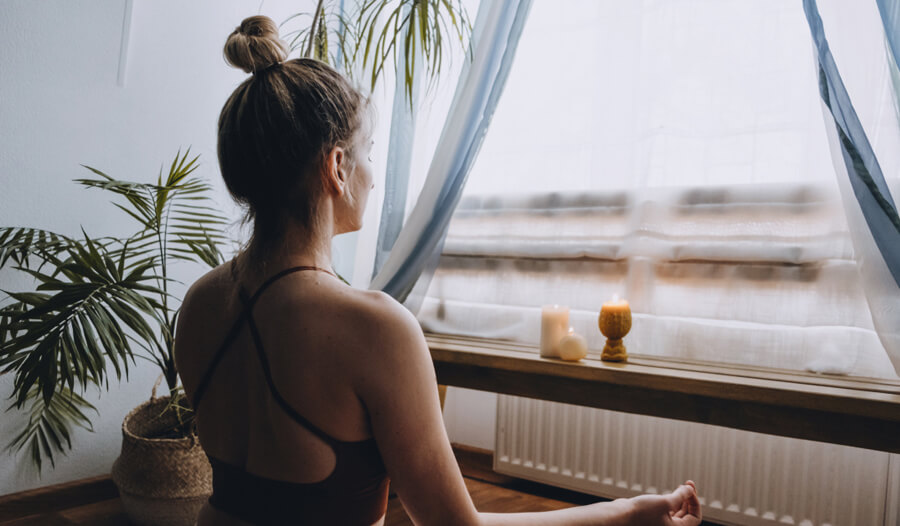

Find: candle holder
<box><xmin>598</xmin><ymin>301</ymin><xmax>631</xmax><ymax>362</ymax></box>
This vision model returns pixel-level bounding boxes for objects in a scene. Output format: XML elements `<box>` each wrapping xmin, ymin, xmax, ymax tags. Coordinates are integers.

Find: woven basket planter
<box><xmin>112</xmin><ymin>395</ymin><xmax>212</xmax><ymax>526</ymax></box>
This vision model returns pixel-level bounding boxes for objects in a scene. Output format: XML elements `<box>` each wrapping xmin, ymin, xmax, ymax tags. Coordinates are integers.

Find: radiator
<box><xmin>494</xmin><ymin>395</ymin><xmax>900</xmax><ymax>525</ymax></box>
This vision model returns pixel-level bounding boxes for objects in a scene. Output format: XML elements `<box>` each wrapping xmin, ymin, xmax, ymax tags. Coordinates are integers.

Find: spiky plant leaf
<box><xmin>6</xmin><ymin>385</ymin><xmax>97</xmax><ymax>471</ymax></box>
<box><xmin>283</xmin><ymin>4</ymin><xmax>363</xmax><ymax>80</ymax></box>
<box><xmin>357</xmin><ymin>0</ymin><xmax>472</xmax><ymax>105</ymax></box>
<box><xmin>77</xmin><ymin>149</ymin><xmax>227</xmax><ymax>271</ymax></box>
<box><xmin>0</xmin><ymin>228</ymin><xmax>73</xmax><ymax>271</ymax></box>
<box><xmin>1</xmin><ymin>236</ymin><xmax>165</xmax><ymax>410</ymax></box>
<box><xmin>283</xmin><ymin>0</ymin><xmax>471</xmax><ymax>106</ymax></box>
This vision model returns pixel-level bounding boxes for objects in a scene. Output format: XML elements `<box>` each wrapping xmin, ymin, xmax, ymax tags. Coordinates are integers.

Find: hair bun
<box><xmin>224</xmin><ymin>16</ymin><xmax>289</xmax><ymax>74</ymax></box>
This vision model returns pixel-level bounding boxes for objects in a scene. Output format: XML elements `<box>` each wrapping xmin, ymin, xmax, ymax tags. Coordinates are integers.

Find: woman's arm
<box><xmin>354</xmin><ymin>292</ymin><xmax>700</xmax><ymax>526</ymax></box>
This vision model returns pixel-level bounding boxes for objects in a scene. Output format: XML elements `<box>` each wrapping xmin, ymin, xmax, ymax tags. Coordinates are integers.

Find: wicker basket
<box><xmin>112</xmin><ymin>395</ymin><xmax>212</xmax><ymax>526</ymax></box>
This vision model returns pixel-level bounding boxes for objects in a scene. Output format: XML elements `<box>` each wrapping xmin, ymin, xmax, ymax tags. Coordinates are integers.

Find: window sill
<box><xmin>426</xmin><ymin>333</ymin><xmax>900</xmax><ymax>454</ymax></box>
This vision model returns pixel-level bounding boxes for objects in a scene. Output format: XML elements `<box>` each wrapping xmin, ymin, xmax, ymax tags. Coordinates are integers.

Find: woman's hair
<box><xmin>218</xmin><ymin>15</ymin><xmax>366</xmax><ymax>260</ymax></box>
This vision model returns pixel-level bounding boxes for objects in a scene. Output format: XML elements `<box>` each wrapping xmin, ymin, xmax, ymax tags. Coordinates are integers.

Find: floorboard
<box><xmin>0</xmin><ymin>478</ymin><xmax>576</xmax><ymax>526</ymax></box>
<box><xmin>384</xmin><ymin>477</ymin><xmax>578</xmax><ymax>525</ymax></box>
<box><xmin>0</xmin><ymin>447</ymin><xmax>719</xmax><ymax>525</ymax></box>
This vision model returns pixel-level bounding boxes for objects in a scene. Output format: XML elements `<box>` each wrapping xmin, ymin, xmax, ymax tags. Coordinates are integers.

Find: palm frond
<box><xmin>1</xmin><ymin>234</ymin><xmax>164</xmax><ymax>410</ymax></box>
<box><xmin>282</xmin><ymin>2</ymin><xmax>364</xmax><ymax>83</ymax></box>
<box><xmin>6</xmin><ymin>385</ymin><xmax>97</xmax><ymax>471</ymax></box>
<box><xmin>357</xmin><ymin>0</ymin><xmax>472</xmax><ymax>103</ymax></box>
<box><xmin>314</xmin><ymin>7</ymin><xmax>330</xmax><ymax>61</ymax></box>
<box><xmin>156</xmin><ymin>150</ymin><xmax>227</xmax><ymax>269</ymax></box>
<box><xmin>76</xmin><ymin>168</ymin><xmax>156</xmax><ymax>229</ymax></box>
<box><xmin>77</xmin><ymin>150</ymin><xmax>226</xmax><ymax>270</ymax></box>
<box><xmin>0</xmin><ymin>227</ymin><xmax>74</xmax><ymax>271</ymax></box>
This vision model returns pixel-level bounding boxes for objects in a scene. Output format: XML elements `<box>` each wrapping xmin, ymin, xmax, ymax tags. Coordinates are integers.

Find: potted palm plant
<box><xmin>0</xmin><ymin>149</ymin><xmax>228</xmax><ymax>525</ymax></box>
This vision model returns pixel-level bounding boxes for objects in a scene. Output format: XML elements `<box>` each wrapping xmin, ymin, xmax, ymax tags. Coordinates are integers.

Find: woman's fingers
<box><xmin>684</xmin><ymin>481</ymin><xmax>702</xmax><ymax>520</ymax></box>
<box><xmin>672</xmin><ymin>491</ymin><xmax>689</xmax><ymax>518</ymax></box>
<box><xmin>665</xmin><ymin>482</ymin><xmax>702</xmax><ymax>525</ymax></box>
<box><xmin>664</xmin><ymin>485</ymin><xmax>693</xmax><ymax>510</ymax></box>
<box><xmin>632</xmin><ymin>482</ymin><xmax>703</xmax><ymax>526</ymax></box>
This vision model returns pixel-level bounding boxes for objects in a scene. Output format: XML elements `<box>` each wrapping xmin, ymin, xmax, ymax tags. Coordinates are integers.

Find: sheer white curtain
<box><xmin>807</xmin><ymin>0</ymin><xmax>900</xmax><ymax>375</ymax></box>
<box><xmin>417</xmin><ymin>0</ymin><xmax>899</xmax><ymax>379</ymax></box>
<box><xmin>369</xmin><ymin>0</ymin><xmax>533</xmax><ymax>305</ymax></box>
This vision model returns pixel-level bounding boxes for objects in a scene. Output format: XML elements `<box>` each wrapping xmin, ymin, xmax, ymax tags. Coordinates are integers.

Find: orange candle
<box><xmin>598</xmin><ymin>295</ymin><xmax>631</xmax><ymax>362</ymax></box>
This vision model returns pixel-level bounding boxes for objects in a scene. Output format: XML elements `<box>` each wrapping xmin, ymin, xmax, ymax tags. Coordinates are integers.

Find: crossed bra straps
<box><xmin>191</xmin><ymin>262</ymin><xmax>390</xmax><ymax>525</ymax></box>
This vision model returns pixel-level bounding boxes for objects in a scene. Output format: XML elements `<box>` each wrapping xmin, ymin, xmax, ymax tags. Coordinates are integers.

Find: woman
<box><xmin>175</xmin><ymin>15</ymin><xmax>702</xmax><ymax>526</ymax></box>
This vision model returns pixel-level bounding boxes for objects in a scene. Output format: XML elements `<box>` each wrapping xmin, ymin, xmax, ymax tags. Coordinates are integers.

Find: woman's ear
<box><xmin>324</xmin><ymin>145</ymin><xmax>347</xmax><ymax>197</ymax></box>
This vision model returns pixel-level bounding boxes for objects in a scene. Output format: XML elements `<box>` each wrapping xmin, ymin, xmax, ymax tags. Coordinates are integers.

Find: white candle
<box><xmin>559</xmin><ymin>328</ymin><xmax>588</xmax><ymax>362</ymax></box>
<box><xmin>540</xmin><ymin>305</ymin><xmax>569</xmax><ymax>358</ymax></box>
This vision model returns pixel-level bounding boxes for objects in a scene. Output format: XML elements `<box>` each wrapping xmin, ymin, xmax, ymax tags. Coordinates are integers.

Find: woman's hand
<box><xmin>626</xmin><ymin>481</ymin><xmax>701</xmax><ymax>526</ymax></box>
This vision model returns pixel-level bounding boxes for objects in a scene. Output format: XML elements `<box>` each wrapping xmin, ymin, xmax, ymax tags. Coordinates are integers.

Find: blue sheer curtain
<box><xmin>879</xmin><ymin>0</ymin><xmax>900</xmax><ymax>70</ymax></box>
<box><xmin>371</xmin><ymin>5</ymin><xmax>422</xmax><ymax>280</ymax></box>
<box><xmin>803</xmin><ymin>0</ymin><xmax>900</xmax><ymax>374</ymax></box>
<box><xmin>370</xmin><ymin>0</ymin><xmax>533</xmax><ymax>307</ymax></box>
<box><xmin>880</xmin><ymin>0</ymin><xmax>900</xmax><ymax>135</ymax></box>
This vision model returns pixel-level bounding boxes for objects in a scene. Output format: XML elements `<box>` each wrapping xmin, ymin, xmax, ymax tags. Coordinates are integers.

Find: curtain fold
<box><xmin>803</xmin><ymin>0</ymin><xmax>900</xmax><ymax>374</ymax></box>
<box><xmin>371</xmin><ymin>4</ymin><xmax>422</xmax><ymax>279</ymax></box>
<box><xmin>879</xmin><ymin>0</ymin><xmax>900</xmax><ymax>71</ymax></box>
<box><xmin>369</xmin><ymin>0</ymin><xmax>533</xmax><ymax>307</ymax></box>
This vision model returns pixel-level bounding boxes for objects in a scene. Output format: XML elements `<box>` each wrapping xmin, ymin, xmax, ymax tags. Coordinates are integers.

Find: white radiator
<box><xmin>494</xmin><ymin>395</ymin><xmax>900</xmax><ymax>526</ymax></box>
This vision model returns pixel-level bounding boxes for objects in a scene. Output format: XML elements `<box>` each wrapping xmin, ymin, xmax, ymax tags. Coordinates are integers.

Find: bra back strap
<box><xmin>242</xmin><ymin>297</ymin><xmax>339</xmax><ymax>446</ymax></box>
<box><xmin>190</xmin><ymin>265</ymin><xmax>334</xmax><ymax>410</ymax></box>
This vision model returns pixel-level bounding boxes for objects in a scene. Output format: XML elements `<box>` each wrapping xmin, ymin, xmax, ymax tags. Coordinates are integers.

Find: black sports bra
<box><xmin>191</xmin><ymin>263</ymin><xmax>390</xmax><ymax>525</ymax></box>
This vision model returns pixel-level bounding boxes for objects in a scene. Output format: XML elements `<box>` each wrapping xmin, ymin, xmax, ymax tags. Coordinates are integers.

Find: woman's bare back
<box><xmin>176</xmin><ymin>259</ymin><xmax>700</xmax><ymax>526</ymax></box>
<box><xmin>175</xmin><ymin>261</ymin><xmax>391</xmax><ymax>525</ymax></box>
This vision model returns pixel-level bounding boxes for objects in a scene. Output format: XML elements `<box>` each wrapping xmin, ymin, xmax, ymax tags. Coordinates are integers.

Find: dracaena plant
<box><xmin>0</xmin><ymin>149</ymin><xmax>228</xmax><ymax>470</ymax></box>
<box><xmin>283</xmin><ymin>0</ymin><xmax>472</xmax><ymax>106</ymax></box>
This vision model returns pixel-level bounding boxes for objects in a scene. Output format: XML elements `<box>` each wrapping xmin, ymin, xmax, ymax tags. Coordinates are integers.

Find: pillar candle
<box><xmin>540</xmin><ymin>305</ymin><xmax>569</xmax><ymax>358</ymax></box>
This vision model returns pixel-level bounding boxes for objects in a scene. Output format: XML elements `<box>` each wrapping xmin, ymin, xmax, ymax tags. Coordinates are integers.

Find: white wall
<box><xmin>442</xmin><ymin>388</ymin><xmax>496</xmax><ymax>451</ymax></box>
<box><xmin>0</xmin><ymin>0</ymin><xmax>488</xmax><ymax>496</ymax></box>
<box><xmin>0</xmin><ymin>0</ymin><xmax>373</xmax><ymax>496</ymax></box>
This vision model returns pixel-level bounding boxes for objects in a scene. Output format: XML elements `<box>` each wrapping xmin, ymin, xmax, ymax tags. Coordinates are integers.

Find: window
<box><xmin>417</xmin><ymin>0</ymin><xmax>899</xmax><ymax>379</ymax></box>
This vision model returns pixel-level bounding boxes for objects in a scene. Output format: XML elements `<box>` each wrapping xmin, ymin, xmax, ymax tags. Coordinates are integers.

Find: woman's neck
<box><xmin>244</xmin><ymin>219</ymin><xmax>335</xmax><ymax>275</ymax></box>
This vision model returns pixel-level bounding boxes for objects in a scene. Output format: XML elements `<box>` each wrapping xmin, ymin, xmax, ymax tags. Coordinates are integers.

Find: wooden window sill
<box><xmin>426</xmin><ymin>333</ymin><xmax>900</xmax><ymax>454</ymax></box>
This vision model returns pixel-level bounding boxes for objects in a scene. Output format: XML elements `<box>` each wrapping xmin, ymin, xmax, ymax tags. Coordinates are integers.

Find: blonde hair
<box><xmin>223</xmin><ymin>16</ymin><xmax>289</xmax><ymax>73</ymax></box>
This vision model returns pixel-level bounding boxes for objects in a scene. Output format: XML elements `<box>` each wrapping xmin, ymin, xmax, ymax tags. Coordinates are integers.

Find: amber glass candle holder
<box><xmin>598</xmin><ymin>299</ymin><xmax>631</xmax><ymax>362</ymax></box>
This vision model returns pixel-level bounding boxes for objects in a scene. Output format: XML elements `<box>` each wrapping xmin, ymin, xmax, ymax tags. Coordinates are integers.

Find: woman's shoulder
<box><xmin>175</xmin><ymin>263</ymin><xmax>242</xmax><ymax>352</ymax></box>
<box><xmin>173</xmin><ymin>263</ymin><xmax>237</xmax><ymax>385</ymax></box>
<box><xmin>302</xmin><ymin>285</ymin><xmax>427</xmax><ymax>370</ymax></box>
<box><xmin>330</xmin><ymin>288</ymin><xmax>433</xmax><ymax>398</ymax></box>
<box><xmin>333</xmin><ymin>287</ymin><xmax>420</xmax><ymax>338</ymax></box>
<box><xmin>181</xmin><ymin>262</ymin><xmax>235</xmax><ymax>310</ymax></box>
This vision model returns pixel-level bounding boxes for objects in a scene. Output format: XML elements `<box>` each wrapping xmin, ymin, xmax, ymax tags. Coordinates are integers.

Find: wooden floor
<box><xmin>0</xmin><ymin>478</ymin><xmax>579</xmax><ymax>526</ymax></box>
<box><xmin>386</xmin><ymin>476</ymin><xmax>584</xmax><ymax>525</ymax></box>
<box><xmin>0</xmin><ymin>445</ymin><xmax>591</xmax><ymax>526</ymax></box>
<box><xmin>0</xmin><ymin>447</ymin><xmax>718</xmax><ymax>525</ymax></box>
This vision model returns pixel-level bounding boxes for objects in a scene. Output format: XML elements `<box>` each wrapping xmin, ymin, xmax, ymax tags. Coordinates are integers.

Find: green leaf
<box><xmin>0</xmin><ymin>227</ymin><xmax>73</xmax><ymax>270</ymax></box>
<box><xmin>6</xmin><ymin>385</ymin><xmax>97</xmax><ymax>471</ymax></box>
